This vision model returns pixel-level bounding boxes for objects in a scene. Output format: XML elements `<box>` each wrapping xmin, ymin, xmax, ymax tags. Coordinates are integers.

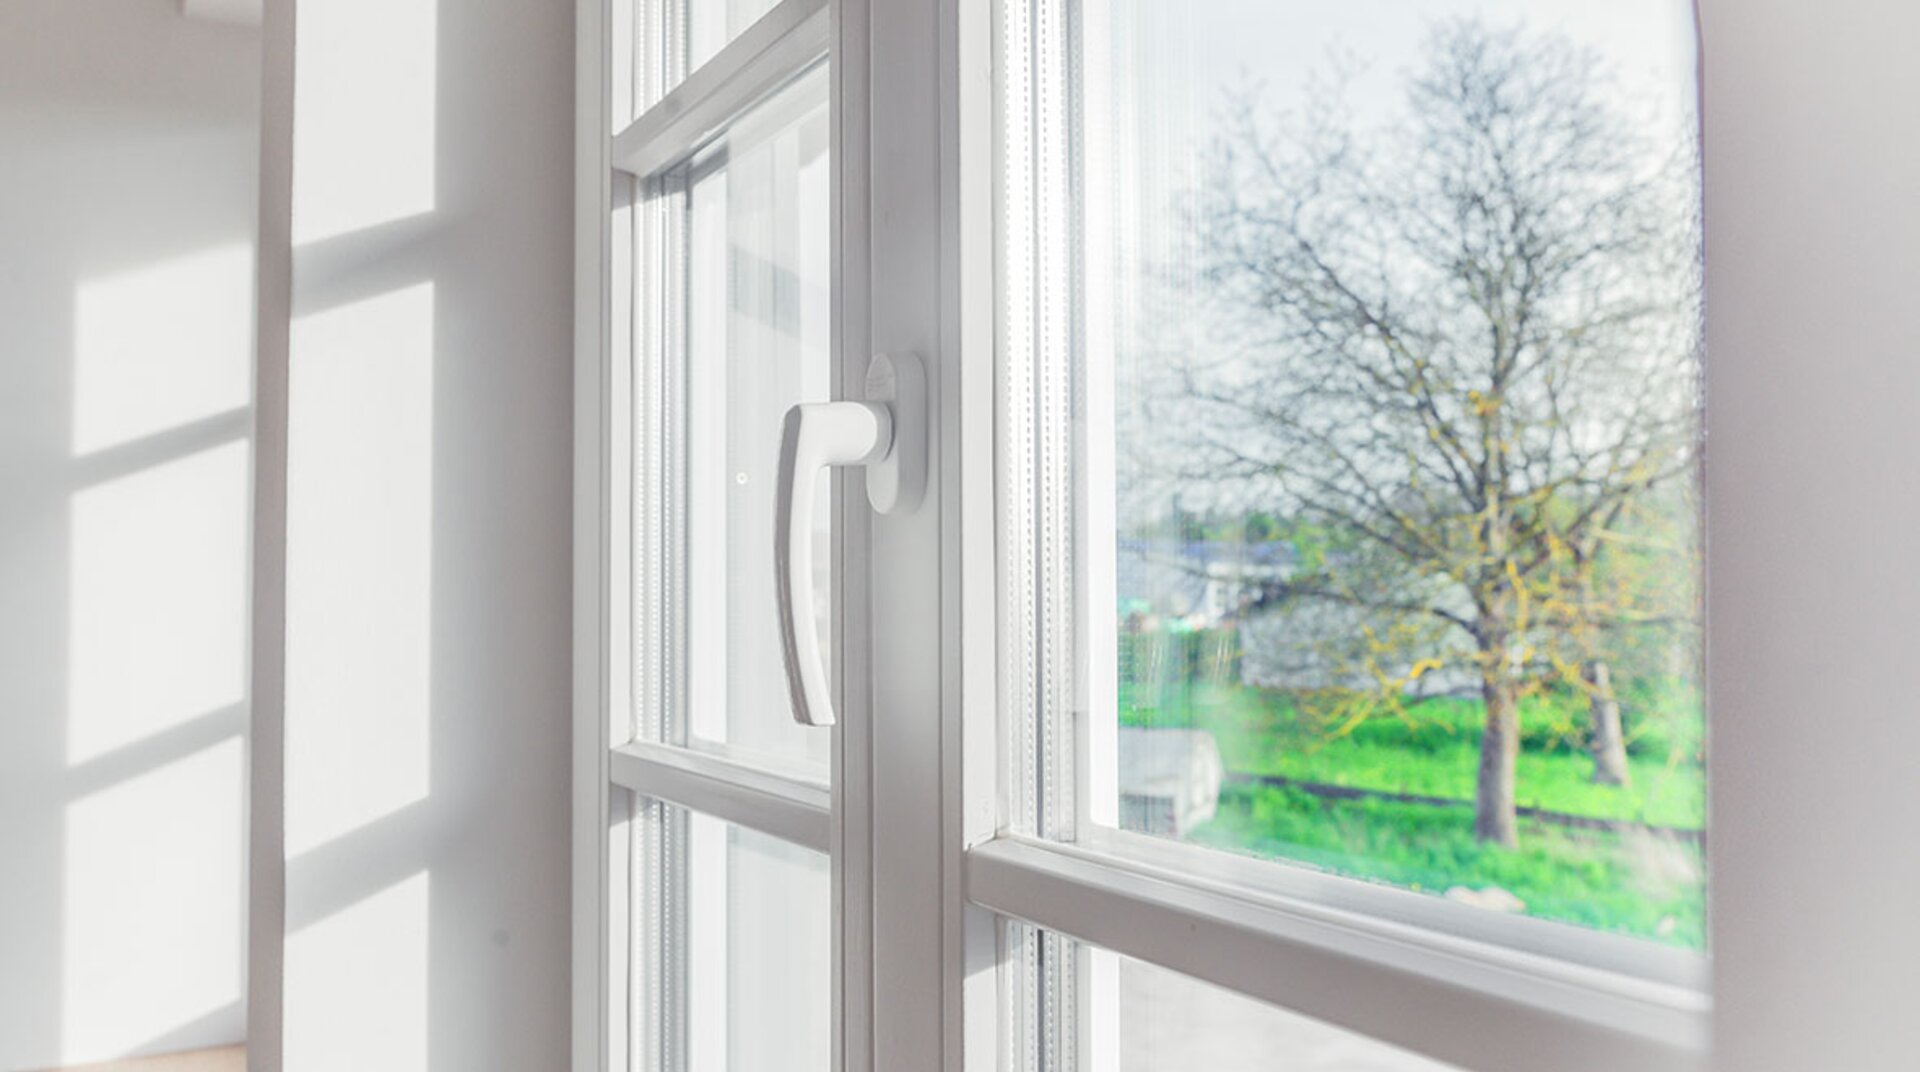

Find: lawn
<box><xmin>1194</xmin><ymin>785</ymin><xmax>1706</xmax><ymax>947</ymax></box>
<box><xmin>1132</xmin><ymin>680</ymin><xmax>1706</xmax><ymax>828</ymax></box>
<box><xmin>1119</xmin><ymin>666</ymin><xmax>1708</xmax><ymax>947</ymax></box>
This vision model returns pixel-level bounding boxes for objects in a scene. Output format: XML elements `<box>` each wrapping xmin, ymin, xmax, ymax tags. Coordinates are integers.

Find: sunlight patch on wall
<box><xmin>292</xmin><ymin>0</ymin><xmax>438</xmax><ymax>245</ymax></box>
<box><xmin>285</xmin><ymin>283</ymin><xmax>434</xmax><ymax>857</ymax></box>
<box><xmin>71</xmin><ymin>245</ymin><xmax>253</xmax><ymax>455</ymax></box>
<box><xmin>66</xmin><ymin>441</ymin><xmax>249</xmax><ymax>764</ymax></box>
<box><xmin>61</xmin><ymin>738</ymin><xmax>244</xmax><ymax>1062</ymax></box>
<box><xmin>285</xmin><ymin>872</ymin><xmax>429</xmax><ymax>1072</ymax></box>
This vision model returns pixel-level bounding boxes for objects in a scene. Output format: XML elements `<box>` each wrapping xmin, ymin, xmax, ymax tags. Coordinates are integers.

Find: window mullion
<box><xmin>611</xmin><ymin>740</ymin><xmax>833</xmax><ymax>853</ymax></box>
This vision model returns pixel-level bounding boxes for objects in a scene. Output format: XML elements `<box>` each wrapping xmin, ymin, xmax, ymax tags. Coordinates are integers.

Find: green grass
<box><xmin>1118</xmin><ymin>662</ymin><xmax>1708</xmax><ymax>946</ymax></box>
<box><xmin>1193</xmin><ymin>785</ymin><xmax>1707</xmax><ymax>947</ymax></box>
<box><xmin>1124</xmin><ymin>680</ymin><xmax>1706</xmax><ymax>827</ymax></box>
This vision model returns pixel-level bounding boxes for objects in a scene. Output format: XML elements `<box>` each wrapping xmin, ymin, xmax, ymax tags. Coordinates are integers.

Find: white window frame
<box><xmin>575</xmin><ymin>2</ymin><xmax>1920</xmax><ymax>1071</ymax></box>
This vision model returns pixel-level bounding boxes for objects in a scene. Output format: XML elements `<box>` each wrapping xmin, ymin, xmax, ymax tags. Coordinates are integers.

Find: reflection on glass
<box><xmin>1110</xmin><ymin>941</ymin><xmax>1458</xmax><ymax>1071</ymax></box>
<box><xmin>683</xmin><ymin>65</ymin><xmax>831</xmax><ymax>775</ymax></box>
<box><xmin>689</xmin><ymin>0</ymin><xmax>782</xmax><ymax>75</ymax></box>
<box><xmin>627</xmin><ymin>0</ymin><xmax>784</xmax><ymax>116</ymax></box>
<box><xmin>683</xmin><ymin>810</ymin><xmax>830</xmax><ymax>1072</ymax></box>
<box><xmin>1037</xmin><ymin>0</ymin><xmax>1706</xmax><ymax>944</ymax></box>
<box><xmin>1006</xmin><ymin>924</ymin><xmax>1459</xmax><ymax>1071</ymax></box>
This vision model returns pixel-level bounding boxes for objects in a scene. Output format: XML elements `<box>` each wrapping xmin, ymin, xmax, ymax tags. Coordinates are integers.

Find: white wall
<box><xmin>251</xmin><ymin>0</ymin><xmax>575</xmax><ymax>1067</ymax></box>
<box><xmin>0</xmin><ymin>2</ymin><xmax>259</xmax><ymax>1068</ymax></box>
<box><xmin>1702</xmin><ymin>1</ymin><xmax>1920</xmax><ymax>1068</ymax></box>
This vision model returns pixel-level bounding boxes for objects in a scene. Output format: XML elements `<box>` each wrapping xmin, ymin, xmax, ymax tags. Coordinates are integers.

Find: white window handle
<box><xmin>775</xmin><ymin>352</ymin><xmax>925</xmax><ymax>726</ymax></box>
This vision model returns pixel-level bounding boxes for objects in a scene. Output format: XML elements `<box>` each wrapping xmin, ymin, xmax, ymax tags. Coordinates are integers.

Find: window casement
<box><xmin>975</xmin><ymin>2</ymin><xmax>1706</xmax><ymax>1068</ymax></box>
<box><xmin>576</xmin><ymin>2</ymin><xmax>839</xmax><ymax>1069</ymax></box>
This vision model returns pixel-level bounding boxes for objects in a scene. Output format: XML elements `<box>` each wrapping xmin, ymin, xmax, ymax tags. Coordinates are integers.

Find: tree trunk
<box><xmin>1474</xmin><ymin>670</ymin><xmax>1521</xmax><ymax>848</ymax></box>
<box><xmin>1572</xmin><ymin>544</ymin><xmax>1633</xmax><ymax>788</ymax></box>
<box><xmin>1584</xmin><ymin>658</ymin><xmax>1633</xmax><ymax>787</ymax></box>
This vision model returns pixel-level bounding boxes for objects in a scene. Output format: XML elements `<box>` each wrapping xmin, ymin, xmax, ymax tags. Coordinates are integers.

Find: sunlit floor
<box><xmin>40</xmin><ymin>1047</ymin><xmax>243</xmax><ymax>1072</ymax></box>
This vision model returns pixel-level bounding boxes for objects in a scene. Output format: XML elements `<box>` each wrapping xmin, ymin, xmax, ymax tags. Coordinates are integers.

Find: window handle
<box><xmin>775</xmin><ymin>352</ymin><xmax>925</xmax><ymax>726</ymax></box>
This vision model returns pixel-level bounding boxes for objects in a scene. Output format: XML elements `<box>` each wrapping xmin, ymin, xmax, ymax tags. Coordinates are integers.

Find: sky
<box><xmin>1182</xmin><ymin>0</ymin><xmax>1698</xmax><ymax>128</ymax></box>
<box><xmin>1102</xmin><ymin>0</ymin><xmax>1704</xmax><ymax>522</ymax></box>
<box><xmin>1193</xmin><ymin>0</ymin><xmax>1699</xmax><ymax>72</ymax></box>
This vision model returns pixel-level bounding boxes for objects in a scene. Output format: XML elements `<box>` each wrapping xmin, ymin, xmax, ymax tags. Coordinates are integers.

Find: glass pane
<box><xmin>1009</xmin><ymin>925</ymin><xmax>1460</xmax><ymax>1071</ymax></box>
<box><xmin>1118</xmin><ymin>960</ymin><xmax>1414</xmax><ymax>1071</ymax></box>
<box><xmin>1003</xmin><ymin>0</ymin><xmax>1706</xmax><ymax>947</ymax></box>
<box><xmin>680</xmin><ymin>64</ymin><xmax>831</xmax><ymax>776</ymax></box>
<box><xmin>638</xmin><ymin>805</ymin><xmax>830</xmax><ymax>1071</ymax></box>
<box><xmin>1116</xmin><ymin>950</ymin><xmax>1458</xmax><ymax>1070</ymax></box>
<box><xmin>687</xmin><ymin>811</ymin><xmax>830</xmax><ymax>1071</ymax></box>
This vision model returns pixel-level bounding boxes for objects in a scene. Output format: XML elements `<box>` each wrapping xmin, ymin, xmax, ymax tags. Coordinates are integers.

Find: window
<box><xmin>578</xmin><ymin>0</ymin><xmax>1716</xmax><ymax>1070</ymax></box>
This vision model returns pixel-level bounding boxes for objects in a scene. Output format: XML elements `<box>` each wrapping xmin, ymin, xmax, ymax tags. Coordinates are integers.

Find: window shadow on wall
<box><xmin>0</xmin><ymin>1</ymin><xmax>260</xmax><ymax>1067</ymax></box>
<box><xmin>271</xmin><ymin>0</ymin><xmax>572</xmax><ymax>1068</ymax></box>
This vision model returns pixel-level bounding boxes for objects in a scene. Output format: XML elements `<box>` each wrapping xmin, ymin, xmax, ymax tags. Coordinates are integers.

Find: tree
<box><xmin>1178</xmin><ymin>21</ymin><xmax>1701</xmax><ymax>846</ymax></box>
